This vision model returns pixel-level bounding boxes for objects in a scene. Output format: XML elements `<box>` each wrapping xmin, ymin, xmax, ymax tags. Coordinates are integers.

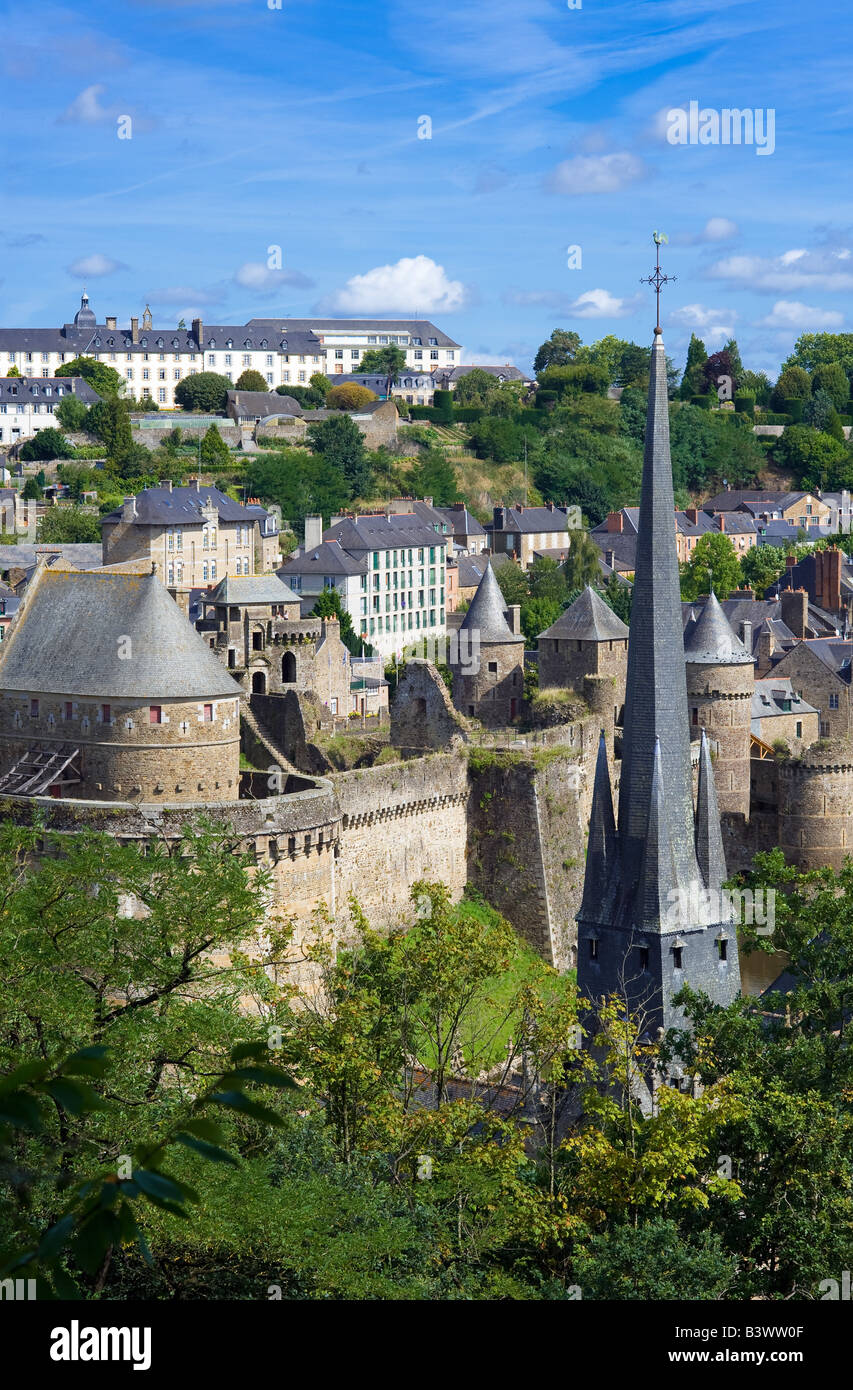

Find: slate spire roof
<box><xmin>0</xmin><ymin>562</ymin><xmax>243</xmax><ymax>701</ymax></box>
<box><xmin>578</xmin><ymin>731</ymin><xmax>618</xmax><ymax>925</ymax></box>
<box><xmin>617</xmin><ymin>329</ymin><xmax>698</xmax><ymax>902</ymax></box>
<box><xmin>459</xmin><ymin>562</ymin><xmax>524</xmax><ymax>644</ymax></box>
<box><xmin>538</xmin><ymin>585</ymin><xmax>628</xmax><ymax>642</ymax></box>
<box><xmin>695</xmin><ymin>729</ymin><xmax>728</xmax><ymax>892</ymax></box>
<box><xmin>684</xmin><ymin>589</ymin><xmax>753</xmax><ymax>665</ymax></box>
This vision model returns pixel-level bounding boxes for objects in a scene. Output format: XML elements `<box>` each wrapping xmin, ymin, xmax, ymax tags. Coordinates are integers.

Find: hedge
<box><xmin>783</xmin><ymin>398</ymin><xmax>804</xmax><ymax>422</ymax></box>
<box><xmin>452</xmin><ymin>407</ymin><xmax>485</xmax><ymax>422</ymax></box>
<box><xmin>759</xmin><ymin>412</ymin><xmax>792</xmax><ymax>425</ymax></box>
<box><xmin>734</xmin><ymin>395</ymin><xmax>755</xmax><ymax>414</ymax></box>
<box><xmin>691</xmin><ymin>395</ymin><xmax>713</xmax><ymax>409</ymax></box>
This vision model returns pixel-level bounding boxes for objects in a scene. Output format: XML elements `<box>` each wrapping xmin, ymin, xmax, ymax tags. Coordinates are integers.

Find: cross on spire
<box><xmin>640</xmin><ymin>231</ymin><xmax>676</xmax><ymax>333</ymax></box>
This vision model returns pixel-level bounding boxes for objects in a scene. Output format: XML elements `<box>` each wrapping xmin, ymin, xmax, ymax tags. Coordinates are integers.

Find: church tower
<box><xmin>576</xmin><ymin>319</ymin><xmax>741</xmax><ymax>1038</ymax></box>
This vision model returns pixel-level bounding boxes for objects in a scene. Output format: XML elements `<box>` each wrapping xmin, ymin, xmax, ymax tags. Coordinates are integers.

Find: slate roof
<box><xmin>795</xmin><ymin>637</ymin><xmax>853</xmax><ymax>679</ymax></box>
<box><xmin>459</xmin><ymin>562</ymin><xmax>523</xmax><ymax>644</ymax></box>
<box><xmin>0</xmin><ymin>543</ymin><xmax>103</xmax><ymax>573</ymax></box>
<box><xmin>280</xmin><ymin>539</ymin><xmax>366</xmax><ymax>577</ymax></box>
<box><xmin>751</xmin><ymin>678</ymin><xmax>818</xmax><ymax>727</ymax></box>
<box><xmin>590</xmin><ymin>532</ymin><xmax>637</xmax><ymax>571</ymax></box>
<box><xmin>0</xmin><ymin>377</ymin><xmax>101</xmax><ymax>405</ymax></box>
<box><xmin>538</xmin><ymin>585</ymin><xmax>628</xmax><ymax>642</ymax></box>
<box><xmin>324</xmin><ymin>513</ymin><xmax>448</xmax><ymax>552</ymax></box>
<box><xmin>0</xmin><ymin>563</ymin><xmax>243</xmax><ymax>699</ymax></box>
<box><xmin>100</xmin><ymin>485</ymin><xmax>274</xmax><ymax>529</ymax></box>
<box><xmin>227</xmin><ymin>390</ymin><xmax>303</xmax><ymax>419</ymax></box>
<box><xmin>703</xmin><ymin>489</ymin><xmax>811</xmax><ymax>512</ymax></box>
<box><xmin>208</xmin><ymin>574</ymin><xmax>299</xmax><ymax>606</ymax></box>
<box><xmin>244</xmin><ymin>317</ymin><xmax>462</xmax><ymax>348</ymax></box>
<box><xmin>436</xmin><ymin>505</ymin><xmax>486</xmax><ymax>537</ymax></box>
<box><xmin>488</xmin><ymin>506</ymin><xmax>573</xmax><ymax>535</ymax></box>
<box><xmin>433</xmin><ymin>364</ymin><xmax>532</xmax><ymax>385</ymax></box>
<box><xmin>683</xmin><ymin>590</ymin><xmax>753</xmax><ymax>665</ymax></box>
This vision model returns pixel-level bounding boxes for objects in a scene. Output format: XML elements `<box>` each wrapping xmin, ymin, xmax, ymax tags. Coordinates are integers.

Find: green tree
<box><xmin>5</xmin><ymin>364</ymin><xmax>21</xmax><ymax>377</ymax></box>
<box><xmin>573</xmin><ymin>1220</ymin><xmax>735</xmax><ymax>1301</ymax></box>
<box><xmin>235</xmin><ymin>369</ymin><xmax>268</xmax><ymax>393</ymax></box>
<box><xmin>723</xmin><ymin>337</ymin><xmax>744</xmax><ymax>383</ymax></box>
<box><xmin>55</xmin><ymin>356</ymin><xmax>122</xmax><ymax>398</ymax></box>
<box><xmin>784</xmin><ymin>332</ymin><xmax>853</xmax><ymax>377</ymax></box>
<box><xmin>244</xmin><ymin>449</ymin><xmax>350</xmax><ymax>532</ymax></box>
<box><xmin>811</xmin><ymin>362</ymin><xmax>850</xmax><ymax>412</ymax></box>
<box><xmin>619</xmin><ymin>386</ymin><xmax>647</xmax><ymax>444</ymax></box>
<box><xmin>680</xmin><ymin>531</ymin><xmax>742</xmax><ymax>600</ymax></box>
<box><xmin>89</xmin><ymin>397</ymin><xmax>133</xmax><ymax>459</ymax></box>
<box><xmin>306</xmin><ymin>413</ymin><xmax>371</xmax><ymax>496</ymax></box>
<box><xmin>562</xmin><ymin>529</ymin><xmax>602</xmax><ymax>591</ymax></box>
<box><xmin>803</xmin><ymin>390</ymin><xmax>845</xmax><ymax>440</ymax></box>
<box><xmin>357</xmin><ymin>345</ymin><xmax>407</xmax><ymax>400</ymax></box>
<box><xmin>310</xmin><ymin>586</ymin><xmax>359</xmax><ymax>653</ymax></box>
<box><xmin>19</xmin><ymin>428</ymin><xmax>70</xmax><ymax>462</ymax></box>
<box><xmin>452</xmin><ymin>369</ymin><xmax>500</xmax><ymax>407</ymax></box>
<box><xmin>538</xmin><ymin>363</ymin><xmax>609</xmax><ymax>399</ymax></box>
<box><xmin>739</xmin><ymin>369</ymin><xmax>772</xmax><ymax>406</ymax></box>
<box><xmin>467</xmin><ymin>418</ymin><xmax>526</xmax><ymax>462</ymax></box>
<box><xmin>602</xmin><ymin>572</ymin><xmax>632</xmax><ymax>624</ymax></box>
<box><xmin>275</xmin><ymin>383</ymin><xmax>325</xmax><ymax>409</ymax></box>
<box><xmin>528</xmin><ymin>554</ymin><xmax>569</xmax><ymax>606</ymax></box>
<box><xmin>37</xmin><ymin>505</ymin><xmax>102</xmax><ymax>543</ymax></box>
<box><xmin>406</xmin><ymin>448</ymin><xmax>460</xmax><ymax>506</ymax></box>
<box><xmin>21</xmin><ymin>476</ymin><xmax>42</xmax><ymax>501</ymax></box>
<box><xmin>521</xmin><ymin>596</ymin><xmax>562</xmax><ymax>645</ymax></box>
<box><xmin>770</xmin><ymin>365</ymin><xmax>812</xmax><ymax>412</ymax></box>
<box><xmin>174</xmin><ymin>372</ymin><xmax>232</xmax><ymax>413</ymax></box>
<box><xmin>739</xmin><ymin>544</ymin><xmax>788</xmax><ymax>594</ymax></box>
<box><xmin>199</xmin><ymin>424</ymin><xmax>231</xmax><ymax>467</ymax></box>
<box><xmin>774</xmin><ymin>425</ymin><xmax>849</xmax><ymax>490</ymax></box>
<box><xmin>533</xmin><ymin>329</ymin><xmax>581</xmax><ymax>374</ymax></box>
<box><xmin>494</xmin><ymin>561</ymin><xmax>530</xmax><ymax>608</ymax></box>
<box><xmin>54</xmin><ymin>395</ymin><xmax>91</xmax><ymax>433</ymax></box>
<box><xmin>309</xmin><ymin>373</ymin><xmax>331</xmax><ymax>401</ymax></box>
<box><xmin>679</xmin><ymin>333</ymin><xmax>707</xmax><ymax>399</ymax></box>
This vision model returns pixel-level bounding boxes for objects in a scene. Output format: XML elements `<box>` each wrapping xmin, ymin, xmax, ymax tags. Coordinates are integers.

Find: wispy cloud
<box><xmin>67</xmin><ymin>253</ymin><xmax>127</xmax><ymax>278</ymax></box>
<box><xmin>546</xmin><ymin>153</ymin><xmax>647</xmax><ymax>195</ymax></box>
<box><xmin>755</xmin><ymin>300</ymin><xmax>843</xmax><ymax>331</ymax></box>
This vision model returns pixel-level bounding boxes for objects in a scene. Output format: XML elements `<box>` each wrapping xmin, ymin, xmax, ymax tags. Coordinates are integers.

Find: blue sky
<box><xmin>2</xmin><ymin>0</ymin><xmax>852</xmax><ymax>375</ymax></box>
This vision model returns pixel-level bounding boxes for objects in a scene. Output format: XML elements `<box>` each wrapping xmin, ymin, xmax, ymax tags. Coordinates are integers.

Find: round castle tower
<box><xmin>0</xmin><ymin>560</ymin><xmax>244</xmax><ymax>803</ymax></box>
<box><xmin>777</xmin><ymin>736</ymin><xmax>853</xmax><ymax>872</ymax></box>
<box><xmin>450</xmin><ymin>562</ymin><xmax>525</xmax><ymax>727</ymax></box>
<box><xmin>684</xmin><ymin>590</ymin><xmax>754</xmax><ymax>819</ymax></box>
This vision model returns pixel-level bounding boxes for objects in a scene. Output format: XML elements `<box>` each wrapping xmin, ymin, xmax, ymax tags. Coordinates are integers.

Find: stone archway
<box><xmin>281</xmin><ymin>650</ymin><xmax>297</xmax><ymax>683</ymax></box>
<box><xmin>252</xmin><ymin>670</ymin><xmax>267</xmax><ymax>694</ymax></box>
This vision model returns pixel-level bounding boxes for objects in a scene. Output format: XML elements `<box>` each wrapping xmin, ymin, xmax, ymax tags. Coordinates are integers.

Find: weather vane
<box><xmin>640</xmin><ymin>231</ymin><xmax>676</xmax><ymax>333</ymax></box>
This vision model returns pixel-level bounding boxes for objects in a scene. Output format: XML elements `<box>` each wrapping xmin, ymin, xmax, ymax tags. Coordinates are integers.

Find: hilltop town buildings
<box><xmin>0</xmin><ymin>376</ymin><xmax>101</xmax><ymax>447</ymax></box>
<box><xmin>0</xmin><ymin>294</ymin><xmax>463</xmax><ymax>408</ymax></box>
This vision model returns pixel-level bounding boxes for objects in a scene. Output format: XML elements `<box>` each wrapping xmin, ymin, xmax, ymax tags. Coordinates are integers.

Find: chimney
<box><xmin>605</xmin><ymin>549</ymin><xmax>616</xmax><ymax>569</ymax></box>
<box><xmin>815</xmin><ymin>547</ymin><xmax>843</xmax><ymax>614</ymax></box>
<box><xmin>507</xmin><ymin>604</ymin><xmax>522</xmax><ymax>636</ymax></box>
<box><xmin>493</xmin><ymin>506</ymin><xmax>507</xmax><ymax>531</ymax></box>
<box><xmin>756</xmin><ymin>624</ymin><xmax>774</xmax><ymax>675</ymax></box>
<box><xmin>304</xmin><ymin>515</ymin><xmax>324</xmax><ymax>551</ymax></box>
<box><xmin>786</xmin><ymin>554</ymin><xmax>797</xmax><ymax>569</ymax></box>
<box><xmin>122</xmin><ymin>495</ymin><xmax>137</xmax><ymax>522</ymax></box>
<box><xmin>718</xmin><ymin>513</ymin><xmax>726</xmax><ymax>532</ymax></box>
<box><xmin>188</xmin><ymin>476</ymin><xmax>200</xmax><ymax>492</ymax></box>
<box><xmin>105</xmin><ymin>315</ymin><xmax>117</xmax><ymax>330</ymax></box>
<box><xmin>192</xmin><ymin>317</ymin><xmax>203</xmax><ymax>348</ymax></box>
<box><xmin>130</xmin><ymin>317</ymin><xmax>139</xmax><ymax>345</ymax></box>
<box><xmin>739</xmin><ymin>620</ymin><xmax>752</xmax><ymax>652</ymax></box>
<box><xmin>730</xmin><ymin>586</ymin><xmax>754</xmax><ymax>599</ymax></box>
<box><xmin>780</xmin><ymin>587</ymin><xmax>808</xmax><ymax>639</ymax></box>
<box><xmin>162</xmin><ymin>479</ymin><xmax>173</xmax><ymax>494</ymax></box>
<box><xmin>606</xmin><ymin>511</ymin><xmax>624</xmax><ymax>533</ymax></box>
<box><xmin>686</xmin><ymin>506</ymin><xmax>698</xmax><ymax>524</ymax></box>
<box><xmin>423</xmin><ymin>496</ymin><xmax>433</xmax><ymax>508</ymax></box>
<box><xmin>546</xmin><ymin>500</ymin><xmax>555</xmax><ymax>512</ymax></box>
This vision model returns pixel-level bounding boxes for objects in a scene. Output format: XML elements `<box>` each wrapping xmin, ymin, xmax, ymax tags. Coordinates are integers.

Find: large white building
<box><xmin>0</xmin><ymin>294</ymin><xmax>463</xmax><ymax>410</ymax></box>
<box><xmin>0</xmin><ymin>376</ymin><xmax>101</xmax><ymax>448</ymax></box>
<box><xmin>280</xmin><ymin>512</ymin><xmax>448</xmax><ymax>658</ymax></box>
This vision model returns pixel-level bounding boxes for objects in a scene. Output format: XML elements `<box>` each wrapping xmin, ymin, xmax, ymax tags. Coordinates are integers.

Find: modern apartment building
<box><xmin>0</xmin><ymin>295</ymin><xmax>463</xmax><ymax>409</ymax></box>
<box><xmin>280</xmin><ymin>512</ymin><xmax>448</xmax><ymax>658</ymax></box>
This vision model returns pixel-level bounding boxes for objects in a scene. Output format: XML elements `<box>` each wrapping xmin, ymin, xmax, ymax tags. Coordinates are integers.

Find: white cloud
<box><xmin>547</xmin><ymin>152</ymin><xmax>646</xmax><ymax>195</ymax></box>
<box><xmin>756</xmin><ymin>300</ymin><xmax>843</xmax><ymax>331</ymax></box>
<box><xmin>57</xmin><ymin>84</ymin><xmax>113</xmax><ymax>125</ymax></box>
<box><xmin>147</xmin><ymin>285</ymin><xmax>224</xmax><ymax>306</ymax></box>
<box><xmin>325</xmin><ymin>256</ymin><xmax>469</xmax><ymax>314</ymax></box>
<box><xmin>567</xmin><ymin>288</ymin><xmax>643</xmax><ymax>319</ymax></box>
<box><xmin>698</xmin><ymin>217</ymin><xmax>739</xmax><ymax>244</ymax></box>
<box><xmin>707</xmin><ymin>246</ymin><xmax>853</xmax><ymax>293</ymax></box>
<box><xmin>67</xmin><ymin>254</ymin><xmax>126</xmax><ymax>278</ymax></box>
<box><xmin>670</xmin><ymin>302</ymin><xmax>736</xmax><ymax>341</ymax></box>
<box><xmin>233</xmin><ymin>262</ymin><xmax>314</xmax><ymax>293</ymax></box>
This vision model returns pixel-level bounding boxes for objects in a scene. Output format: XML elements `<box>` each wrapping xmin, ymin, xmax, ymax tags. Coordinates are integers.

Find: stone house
<box><xmin>229</xmin><ymin>392</ymin><xmax>399</xmax><ymax>449</ymax></box>
<box><xmin>101</xmin><ymin>481</ymin><xmax>281</xmax><ymax>591</ymax></box>
<box><xmin>766</xmin><ymin>637</ymin><xmax>853</xmax><ymax>740</ymax></box>
<box><xmin>751</xmin><ymin>678</ymin><xmax>819</xmax><ymax>752</ymax></box>
<box><xmin>486</xmin><ymin>504</ymin><xmax>577</xmax><ymax>568</ymax></box>
<box><xmin>449</xmin><ymin>562</ymin><xmax>524</xmax><ymax>726</ymax></box>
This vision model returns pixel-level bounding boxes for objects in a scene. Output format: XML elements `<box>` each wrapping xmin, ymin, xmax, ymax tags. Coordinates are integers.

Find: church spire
<box><xmin>578</xmin><ymin>731</ymin><xmax>619</xmax><ymax>924</ymax></box>
<box><xmin>617</xmin><ymin>319</ymin><xmax>697</xmax><ymax>911</ymax></box>
<box><xmin>695</xmin><ymin>728</ymin><xmax>728</xmax><ymax>892</ymax></box>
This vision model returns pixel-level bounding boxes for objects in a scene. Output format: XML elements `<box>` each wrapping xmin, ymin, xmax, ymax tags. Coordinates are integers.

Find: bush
<box><xmin>20</xmin><ymin>428</ymin><xmax>70</xmax><ymax>461</ymax></box>
<box><xmin>759</xmin><ymin>412</ymin><xmax>792</xmax><ymax>425</ymax></box>
<box><xmin>783</xmin><ymin>397</ymin><xmax>805</xmax><ymax>422</ymax></box>
<box><xmin>451</xmin><ymin>406</ymin><xmax>485</xmax><ymax>422</ymax></box>
<box><xmin>432</xmin><ymin>389</ymin><xmax>453</xmax><ymax>420</ymax></box>
<box><xmin>54</xmin><ymin>395</ymin><xmax>91</xmax><ymax>432</ymax></box>
<box><xmin>734</xmin><ymin>395</ymin><xmax>755</xmax><ymax>414</ymax></box>
<box><xmin>535</xmin><ymin>390</ymin><xmax>558</xmax><ymax>408</ymax></box>
<box><xmin>325</xmin><ymin>383</ymin><xmax>378</xmax><ymax>411</ymax></box>
<box><xmin>235</xmin><ymin>369</ymin><xmax>268</xmax><ymax>393</ymax></box>
<box><xmin>690</xmin><ymin>395</ymin><xmax>713</xmax><ymax>410</ymax></box>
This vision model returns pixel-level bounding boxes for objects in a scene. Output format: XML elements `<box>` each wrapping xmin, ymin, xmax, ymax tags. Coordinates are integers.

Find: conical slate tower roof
<box><xmin>684</xmin><ymin>590</ymin><xmax>753</xmax><ymax>665</ymax></box>
<box><xmin>617</xmin><ymin>329</ymin><xmax>698</xmax><ymax>901</ymax></box>
<box><xmin>0</xmin><ymin>563</ymin><xmax>243</xmax><ymax>701</ymax></box>
<box><xmin>539</xmin><ymin>585</ymin><xmax>628</xmax><ymax>642</ymax></box>
<box><xmin>578</xmin><ymin>732</ymin><xmax>619</xmax><ymax>925</ymax></box>
<box><xmin>460</xmin><ymin>562</ymin><xmax>523</xmax><ymax>644</ymax></box>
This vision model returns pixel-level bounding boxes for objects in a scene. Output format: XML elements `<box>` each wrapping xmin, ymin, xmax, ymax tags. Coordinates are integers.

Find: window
<box><xmin>63</xmin><ymin>701</ymin><xmax>73</xmax><ymax>720</ymax></box>
<box><xmin>829</xmin><ymin>693</ymin><xmax>839</xmax><ymax>709</ymax></box>
<box><xmin>203</xmin><ymin>704</ymin><xmax>213</xmax><ymax>722</ymax></box>
<box><xmin>430</xmin><ymin>350</ymin><xmax>439</xmax><ymax>360</ymax></box>
<box><xmin>487</xmin><ymin>660</ymin><xmax>498</xmax><ymax>674</ymax></box>
<box><xmin>672</xmin><ymin>946</ymin><xmax>683</xmax><ymax>970</ymax></box>
<box><xmin>158</xmin><ymin>389</ymin><xmax>166</xmax><ymax>402</ymax></box>
<box><xmin>589</xmin><ymin>938</ymin><xmax>598</xmax><ymax>961</ymax></box>
<box><xmin>820</xmin><ymin>720</ymin><xmax>830</xmax><ymax>736</ymax></box>
<box><xmin>639</xmin><ymin>946</ymin><xmax>649</xmax><ymax>971</ymax></box>
<box><xmin>692</xmin><ymin>706</ymin><xmax>698</xmax><ymax>725</ymax></box>
<box><xmin>101</xmin><ymin>704</ymin><xmax>111</xmax><ymax>723</ymax></box>
<box><xmin>717</xmin><ymin>938</ymin><xmax>728</xmax><ymax>962</ymax></box>
<box><xmin>150</xmin><ymin>705</ymin><xmax>162</xmax><ymax>725</ymax></box>
<box><xmin>30</xmin><ymin>699</ymin><xmax>39</xmax><ymax>717</ymax></box>
<box><xmin>796</xmin><ymin>721</ymin><xmax>802</xmax><ymax>738</ymax></box>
